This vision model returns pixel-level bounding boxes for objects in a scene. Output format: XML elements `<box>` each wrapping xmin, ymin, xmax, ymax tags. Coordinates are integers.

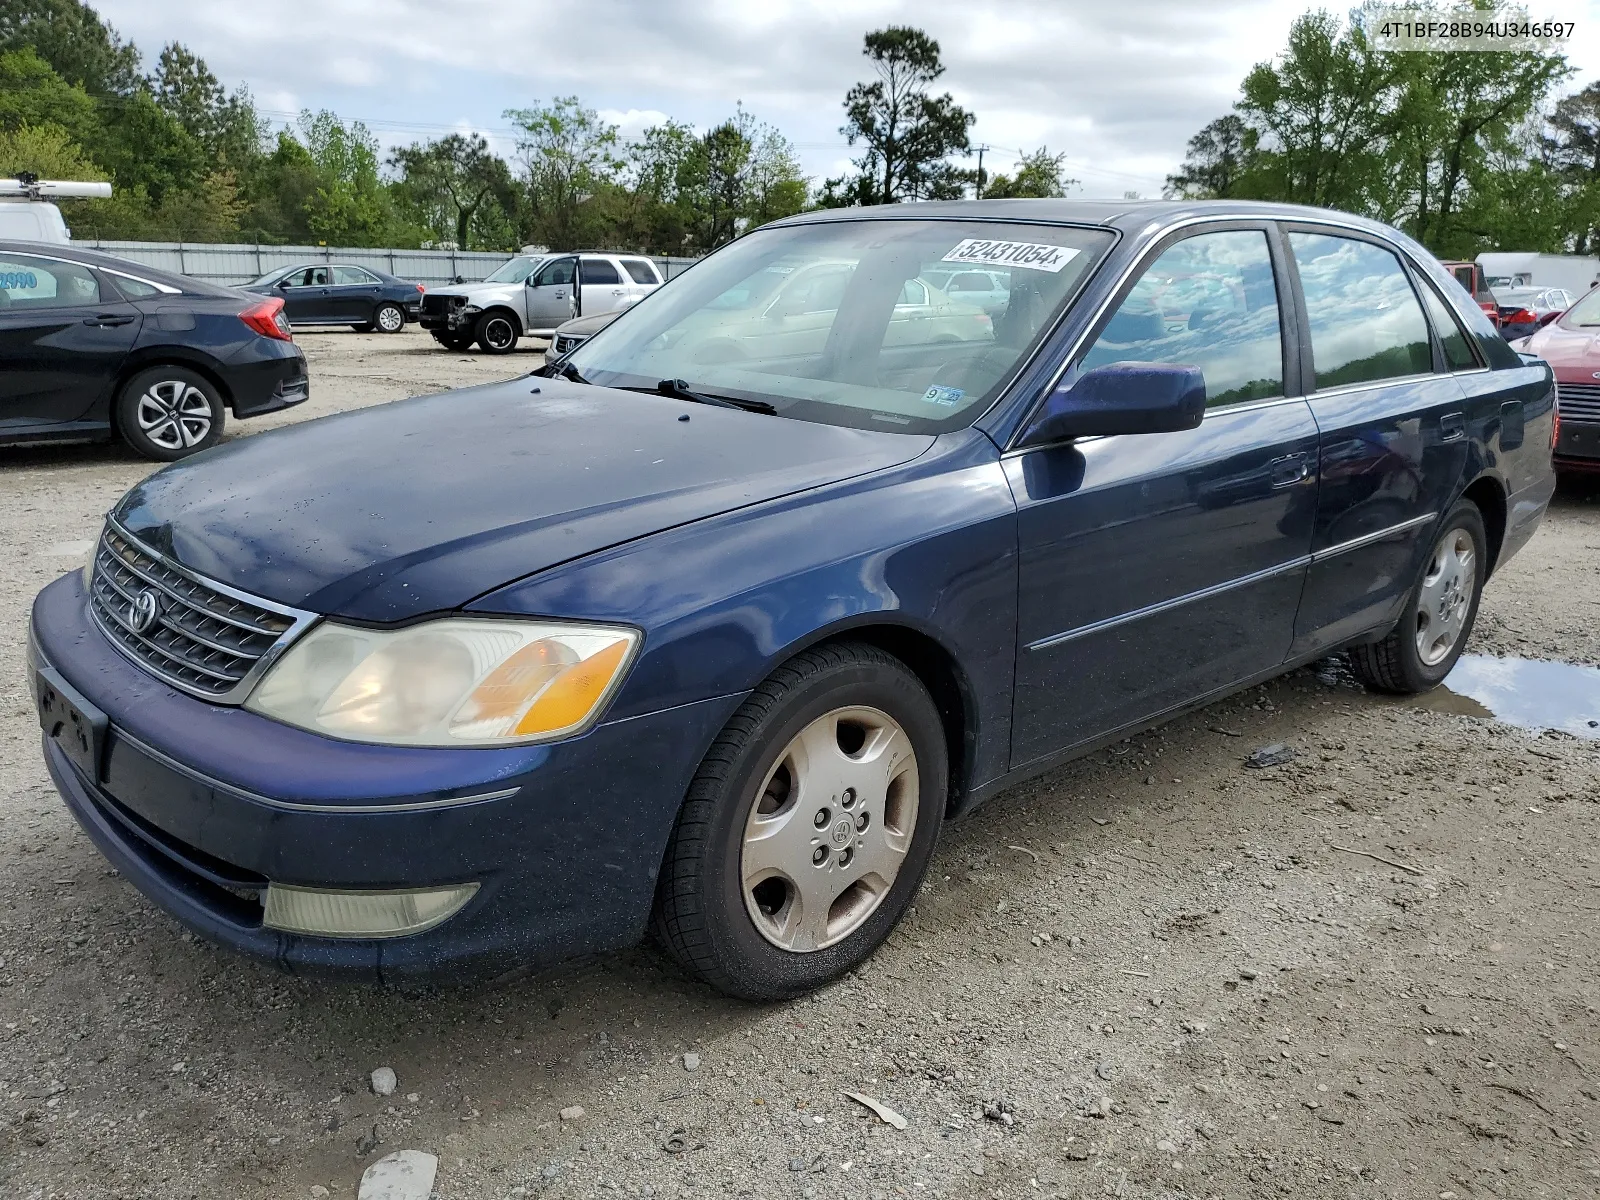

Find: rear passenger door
<box><xmin>1285</xmin><ymin>228</ymin><xmax>1473</xmax><ymax>656</ymax></box>
<box><xmin>1007</xmin><ymin>225</ymin><xmax>1320</xmax><ymax>767</ymax></box>
<box><xmin>620</xmin><ymin>257</ymin><xmax>662</xmax><ymax>304</ymax></box>
<box><xmin>327</xmin><ymin>265</ymin><xmax>382</xmax><ymax>323</ymax></box>
<box><xmin>578</xmin><ymin>257</ymin><xmax>630</xmax><ymax>316</ymax></box>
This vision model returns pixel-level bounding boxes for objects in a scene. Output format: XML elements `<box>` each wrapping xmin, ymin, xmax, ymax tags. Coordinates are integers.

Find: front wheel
<box><xmin>652</xmin><ymin>642</ymin><xmax>946</xmax><ymax>1001</ymax></box>
<box><xmin>374</xmin><ymin>303</ymin><xmax>405</xmax><ymax>334</ymax></box>
<box><xmin>475</xmin><ymin>312</ymin><xmax>518</xmax><ymax>354</ymax></box>
<box><xmin>116</xmin><ymin>367</ymin><xmax>225</xmax><ymax>461</ymax></box>
<box><xmin>431</xmin><ymin>331</ymin><xmax>475</xmax><ymax>352</ymax></box>
<box><xmin>1347</xmin><ymin>499</ymin><xmax>1486</xmax><ymax>694</ymax></box>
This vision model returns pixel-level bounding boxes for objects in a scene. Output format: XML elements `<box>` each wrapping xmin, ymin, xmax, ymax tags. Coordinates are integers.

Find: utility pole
<box><xmin>973</xmin><ymin>145</ymin><xmax>991</xmax><ymax>199</ymax></box>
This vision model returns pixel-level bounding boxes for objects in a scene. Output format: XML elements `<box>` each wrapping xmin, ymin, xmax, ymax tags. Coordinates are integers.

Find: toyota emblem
<box><xmin>128</xmin><ymin>589</ymin><xmax>162</xmax><ymax>634</ymax></box>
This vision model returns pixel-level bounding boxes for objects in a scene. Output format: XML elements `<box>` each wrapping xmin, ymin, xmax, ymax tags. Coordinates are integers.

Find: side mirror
<box><xmin>1017</xmin><ymin>361</ymin><xmax>1206</xmax><ymax>447</ymax></box>
<box><xmin>276</xmin><ymin>278</ymin><xmax>292</xmax><ymax>289</ymax></box>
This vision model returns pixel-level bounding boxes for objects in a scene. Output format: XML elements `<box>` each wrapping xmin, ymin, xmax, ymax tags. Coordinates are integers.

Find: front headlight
<box><xmin>244</xmin><ymin>618</ymin><xmax>639</xmax><ymax>746</ymax></box>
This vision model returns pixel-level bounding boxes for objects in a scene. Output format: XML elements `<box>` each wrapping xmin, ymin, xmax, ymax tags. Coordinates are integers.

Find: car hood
<box><xmin>1526</xmin><ymin>321</ymin><xmax>1600</xmax><ymax>375</ymax></box>
<box><xmin>112</xmin><ymin>379</ymin><xmax>934</xmax><ymax>622</ymax></box>
<box><xmin>427</xmin><ymin>282</ymin><xmax>520</xmax><ymax>303</ymax></box>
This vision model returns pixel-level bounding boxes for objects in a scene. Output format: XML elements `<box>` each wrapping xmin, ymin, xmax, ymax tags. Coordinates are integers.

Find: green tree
<box><xmin>93</xmin><ymin>87</ymin><xmax>204</xmax><ymax>205</ymax></box>
<box><xmin>1235</xmin><ymin>9</ymin><xmax>1395</xmax><ymax>211</ymax></box>
<box><xmin>984</xmin><ymin>148</ymin><xmax>1074</xmax><ymax>198</ymax></box>
<box><xmin>239</xmin><ymin>130</ymin><xmax>323</xmax><ymax>243</ymax></box>
<box><xmin>389</xmin><ymin>133</ymin><xmax>517</xmax><ymax>249</ymax></box>
<box><xmin>504</xmin><ymin>96</ymin><xmax>621</xmax><ymax>249</ymax></box>
<box><xmin>298</xmin><ymin>109</ymin><xmax>395</xmax><ymax>245</ymax></box>
<box><xmin>675</xmin><ymin>107</ymin><xmax>807</xmax><ymax>252</ymax></box>
<box><xmin>151</xmin><ymin>42</ymin><xmax>264</xmax><ymax>169</ymax></box>
<box><xmin>0</xmin><ymin>122</ymin><xmax>104</xmax><ymax>182</ymax></box>
<box><xmin>0</xmin><ymin>48</ymin><xmax>98</xmax><ymax>145</ymax></box>
<box><xmin>839</xmin><ymin>26</ymin><xmax>974</xmax><ymax>204</ymax></box>
<box><xmin>0</xmin><ymin>0</ymin><xmax>141</xmax><ymax>96</ymax></box>
<box><xmin>1165</xmin><ymin>114</ymin><xmax>1252</xmax><ymax>198</ymax></box>
<box><xmin>1542</xmin><ymin>81</ymin><xmax>1600</xmax><ymax>250</ymax></box>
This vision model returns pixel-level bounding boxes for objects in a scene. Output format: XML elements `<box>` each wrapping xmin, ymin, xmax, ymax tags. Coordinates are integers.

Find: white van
<box><xmin>0</xmin><ymin>177</ymin><xmax>112</xmax><ymax>243</ymax></box>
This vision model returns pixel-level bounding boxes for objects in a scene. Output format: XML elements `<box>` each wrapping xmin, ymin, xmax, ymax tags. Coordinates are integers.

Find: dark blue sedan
<box><xmin>242</xmin><ymin>262</ymin><xmax>424</xmax><ymax>333</ymax></box>
<box><xmin>30</xmin><ymin>201</ymin><xmax>1555</xmax><ymax>1000</ymax></box>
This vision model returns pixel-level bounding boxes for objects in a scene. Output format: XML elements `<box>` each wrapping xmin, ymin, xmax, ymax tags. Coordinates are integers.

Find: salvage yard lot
<box><xmin>2</xmin><ymin>329</ymin><xmax>1598</xmax><ymax>1199</ymax></box>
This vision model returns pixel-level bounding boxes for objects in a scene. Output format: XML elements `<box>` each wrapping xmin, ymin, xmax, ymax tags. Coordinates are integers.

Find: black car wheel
<box><xmin>475</xmin><ymin>312</ymin><xmax>518</xmax><ymax>354</ymax></box>
<box><xmin>430</xmin><ymin>331</ymin><xmax>475</xmax><ymax>352</ymax></box>
<box><xmin>1347</xmin><ymin>499</ymin><xmax>1486</xmax><ymax>694</ymax></box>
<box><xmin>116</xmin><ymin>366</ymin><xmax>225</xmax><ymax>462</ymax></box>
<box><xmin>374</xmin><ymin>303</ymin><xmax>406</xmax><ymax>334</ymax></box>
<box><xmin>652</xmin><ymin>642</ymin><xmax>946</xmax><ymax>1001</ymax></box>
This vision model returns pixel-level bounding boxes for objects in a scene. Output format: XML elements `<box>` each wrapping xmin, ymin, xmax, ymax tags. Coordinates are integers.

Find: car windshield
<box><xmin>1561</xmin><ymin>287</ymin><xmax>1600</xmax><ymax>326</ymax></box>
<box><xmin>563</xmin><ymin>219</ymin><xmax>1114</xmax><ymax>433</ymax></box>
<box><xmin>483</xmin><ymin>256</ymin><xmax>543</xmax><ymax>284</ymax></box>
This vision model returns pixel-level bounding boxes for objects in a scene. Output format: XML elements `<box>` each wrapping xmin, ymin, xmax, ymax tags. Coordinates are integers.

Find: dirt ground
<box><xmin>2</xmin><ymin>328</ymin><xmax>1599</xmax><ymax>1200</ymax></box>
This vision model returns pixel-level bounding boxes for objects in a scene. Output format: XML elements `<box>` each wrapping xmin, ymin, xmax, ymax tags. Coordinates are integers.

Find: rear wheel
<box><xmin>652</xmin><ymin>642</ymin><xmax>946</xmax><ymax>1001</ymax></box>
<box><xmin>374</xmin><ymin>302</ymin><xmax>405</xmax><ymax>333</ymax></box>
<box><xmin>475</xmin><ymin>311</ymin><xmax>518</xmax><ymax>354</ymax></box>
<box><xmin>116</xmin><ymin>366</ymin><xmax>225</xmax><ymax>461</ymax></box>
<box><xmin>1347</xmin><ymin>499</ymin><xmax>1486</xmax><ymax>694</ymax></box>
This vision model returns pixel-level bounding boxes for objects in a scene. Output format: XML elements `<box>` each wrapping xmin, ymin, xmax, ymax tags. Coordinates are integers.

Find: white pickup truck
<box><xmin>419</xmin><ymin>251</ymin><xmax>663</xmax><ymax>353</ymax></box>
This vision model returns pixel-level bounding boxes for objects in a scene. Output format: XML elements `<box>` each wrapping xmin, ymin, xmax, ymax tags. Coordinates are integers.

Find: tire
<box><xmin>1347</xmin><ymin>499</ymin><xmax>1487</xmax><ymax>694</ymax></box>
<box><xmin>652</xmin><ymin>642</ymin><xmax>946</xmax><ymax>1001</ymax></box>
<box><xmin>475</xmin><ymin>311</ymin><xmax>518</xmax><ymax>354</ymax></box>
<box><xmin>115</xmin><ymin>366</ymin><xmax>225</xmax><ymax>462</ymax></box>
<box><xmin>374</xmin><ymin>303</ymin><xmax>405</xmax><ymax>334</ymax></box>
<box><xmin>430</xmin><ymin>331</ymin><xmax>475</xmax><ymax>352</ymax></box>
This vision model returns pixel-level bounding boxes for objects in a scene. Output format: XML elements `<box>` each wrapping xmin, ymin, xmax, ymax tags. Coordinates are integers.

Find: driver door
<box><xmin>1006</xmin><ymin>224</ymin><xmax>1320</xmax><ymax>767</ymax></box>
<box><xmin>525</xmin><ymin>256</ymin><xmax>577</xmax><ymax>329</ymax></box>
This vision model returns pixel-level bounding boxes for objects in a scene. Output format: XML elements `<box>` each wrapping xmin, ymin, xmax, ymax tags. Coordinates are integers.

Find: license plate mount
<box><xmin>34</xmin><ymin>665</ymin><xmax>108</xmax><ymax>784</ymax></box>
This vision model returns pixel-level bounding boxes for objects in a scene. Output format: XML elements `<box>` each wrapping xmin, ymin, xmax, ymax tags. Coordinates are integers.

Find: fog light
<box><xmin>262</xmin><ymin>883</ymin><xmax>479</xmax><ymax>938</ymax></box>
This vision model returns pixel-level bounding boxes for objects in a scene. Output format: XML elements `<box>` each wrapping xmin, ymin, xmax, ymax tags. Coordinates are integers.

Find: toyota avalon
<box><xmin>31</xmin><ymin>200</ymin><xmax>1555</xmax><ymax>999</ymax></box>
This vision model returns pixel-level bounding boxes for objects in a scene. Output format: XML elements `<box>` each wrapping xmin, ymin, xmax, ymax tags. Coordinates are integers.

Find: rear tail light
<box><xmin>416</xmin><ymin>283</ymin><xmax>425</xmax><ymax>293</ymax></box>
<box><xmin>1505</xmin><ymin>308</ymin><xmax>1536</xmax><ymax>326</ymax></box>
<box><xmin>239</xmin><ymin>297</ymin><xmax>292</xmax><ymax>341</ymax></box>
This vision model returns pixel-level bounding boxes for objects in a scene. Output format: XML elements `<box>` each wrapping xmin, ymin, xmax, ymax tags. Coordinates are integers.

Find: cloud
<box><xmin>95</xmin><ymin>0</ymin><xmax>1600</xmax><ymax>197</ymax></box>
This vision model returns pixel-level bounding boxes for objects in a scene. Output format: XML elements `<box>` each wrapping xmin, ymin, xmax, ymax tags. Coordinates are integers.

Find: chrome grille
<box><xmin>1557</xmin><ymin>381</ymin><xmax>1600</xmax><ymax>425</ymax></box>
<box><xmin>89</xmin><ymin>522</ymin><xmax>314</xmax><ymax>702</ymax></box>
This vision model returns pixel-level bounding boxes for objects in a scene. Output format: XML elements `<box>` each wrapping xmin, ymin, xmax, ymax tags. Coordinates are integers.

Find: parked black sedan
<box><xmin>242</xmin><ymin>263</ymin><xmax>423</xmax><ymax>332</ymax></box>
<box><xmin>0</xmin><ymin>240</ymin><xmax>307</xmax><ymax>460</ymax></box>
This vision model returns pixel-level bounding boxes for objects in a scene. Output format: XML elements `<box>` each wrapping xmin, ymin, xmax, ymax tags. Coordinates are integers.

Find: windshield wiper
<box><xmin>655</xmin><ymin>378</ymin><xmax>776</xmax><ymax>414</ymax></box>
<box><xmin>536</xmin><ymin>360</ymin><xmax>590</xmax><ymax>383</ymax></box>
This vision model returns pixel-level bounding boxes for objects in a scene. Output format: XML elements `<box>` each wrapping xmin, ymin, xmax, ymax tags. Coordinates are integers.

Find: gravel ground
<box><xmin>3</xmin><ymin>328</ymin><xmax>1599</xmax><ymax>1200</ymax></box>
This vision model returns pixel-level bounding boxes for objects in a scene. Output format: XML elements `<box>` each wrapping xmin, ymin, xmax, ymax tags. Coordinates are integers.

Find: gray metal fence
<box><xmin>77</xmin><ymin>240</ymin><xmax>699</xmax><ymax>287</ymax></box>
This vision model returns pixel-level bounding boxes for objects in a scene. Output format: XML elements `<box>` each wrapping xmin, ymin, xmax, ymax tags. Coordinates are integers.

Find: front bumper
<box><xmin>1555</xmin><ymin>419</ymin><xmax>1600</xmax><ymax>470</ymax></box>
<box><xmin>30</xmin><ymin>572</ymin><xmax>742</xmax><ymax>980</ymax></box>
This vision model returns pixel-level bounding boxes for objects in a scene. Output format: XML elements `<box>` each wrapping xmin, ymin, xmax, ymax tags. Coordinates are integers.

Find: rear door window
<box><xmin>580</xmin><ymin>258</ymin><xmax>623</xmax><ymax>285</ymax></box>
<box><xmin>331</xmin><ymin>265</ymin><xmax>377</xmax><ymax>285</ymax></box>
<box><xmin>1289</xmin><ymin>232</ymin><xmax>1432</xmax><ymax>388</ymax></box>
<box><xmin>1079</xmin><ymin>229</ymin><xmax>1284</xmax><ymax>408</ymax></box>
<box><xmin>0</xmin><ymin>254</ymin><xmax>103</xmax><ymax>309</ymax></box>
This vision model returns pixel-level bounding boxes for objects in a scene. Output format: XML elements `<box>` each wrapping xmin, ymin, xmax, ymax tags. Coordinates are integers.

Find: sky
<box><xmin>95</xmin><ymin>0</ymin><xmax>1600</xmax><ymax>199</ymax></box>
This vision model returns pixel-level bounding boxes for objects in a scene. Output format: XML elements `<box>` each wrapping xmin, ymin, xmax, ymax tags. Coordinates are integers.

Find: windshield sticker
<box><xmin>921</xmin><ymin>385</ymin><xmax>965</xmax><ymax>407</ymax></box>
<box><xmin>941</xmin><ymin>239</ymin><xmax>1081</xmax><ymax>273</ymax></box>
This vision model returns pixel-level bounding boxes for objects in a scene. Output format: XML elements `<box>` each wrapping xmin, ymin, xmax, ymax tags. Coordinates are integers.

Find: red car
<box><xmin>1516</xmin><ymin>286</ymin><xmax>1600</xmax><ymax>472</ymax></box>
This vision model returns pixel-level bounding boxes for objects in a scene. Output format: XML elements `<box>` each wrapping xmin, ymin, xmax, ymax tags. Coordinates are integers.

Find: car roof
<box><xmin>770</xmin><ymin>197</ymin><xmax>1407</xmax><ymax>240</ymax></box>
<box><xmin>0</xmin><ymin>238</ymin><xmax>241</xmax><ymax>297</ymax></box>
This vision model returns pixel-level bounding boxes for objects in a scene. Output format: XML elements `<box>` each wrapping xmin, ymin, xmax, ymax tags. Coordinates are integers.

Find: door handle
<box><xmin>1270</xmin><ymin>452</ymin><xmax>1310</xmax><ymax>488</ymax></box>
<box><xmin>554</xmin><ymin>289</ymin><xmax>566</xmax><ymax>298</ymax></box>
<box><xmin>82</xmin><ymin>314</ymin><xmax>135</xmax><ymax>327</ymax></box>
<box><xmin>612</xmin><ymin>289</ymin><xmax>626</xmax><ymax>295</ymax></box>
<box><xmin>1440</xmin><ymin>412</ymin><xmax>1465</xmax><ymax>442</ymax></box>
